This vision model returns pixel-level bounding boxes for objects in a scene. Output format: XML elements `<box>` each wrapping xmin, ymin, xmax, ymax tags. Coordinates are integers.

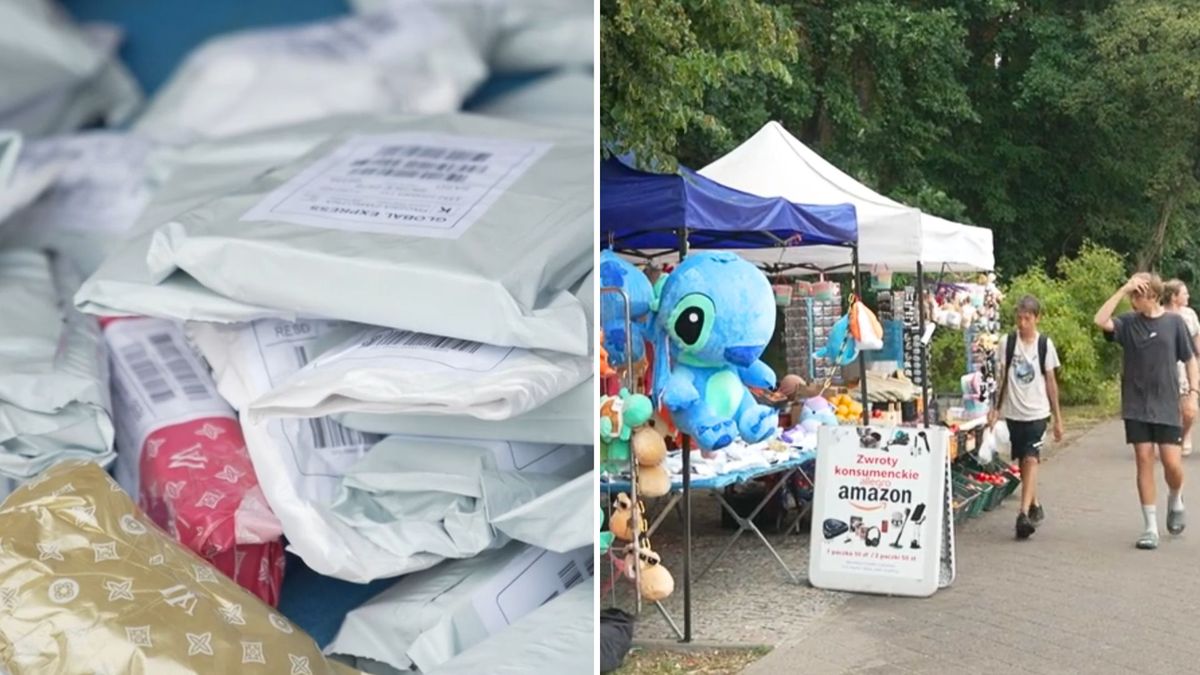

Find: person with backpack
<box><xmin>988</xmin><ymin>295</ymin><xmax>1063</xmax><ymax>540</ymax></box>
<box><xmin>1095</xmin><ymin>272</ymin><xmax>1199</xmax><ymax>550</ymax></box>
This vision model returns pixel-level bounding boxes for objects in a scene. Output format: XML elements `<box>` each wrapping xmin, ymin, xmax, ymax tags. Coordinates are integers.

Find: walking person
<box><xmin>1094</xmin><ymin>272</ymin><xmax>1200</xmax><ymax>550</ymax></box>
<box><xmin>988</xmin><ymin>295</ymin><xmax>1063</xmax><ymax>539</ymax></box>
<box><xmin>1163</xmin><ymin>279</ymin><xmax>1200</xmax><ymax>455</ymax></box>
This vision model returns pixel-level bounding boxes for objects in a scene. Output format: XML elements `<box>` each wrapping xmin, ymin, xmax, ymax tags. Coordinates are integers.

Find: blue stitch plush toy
<box><xmin>600</xmin><ymin>249</ymin><xmax>655</xmax><ymax>366</ymax></box>
<box><xmin>652</xmin><ymin>251</ymin><xmax>779</xmax><ymax>451</ymax></box>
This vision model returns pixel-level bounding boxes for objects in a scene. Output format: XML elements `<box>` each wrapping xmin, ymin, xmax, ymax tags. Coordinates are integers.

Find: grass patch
<box><xmin>614</xmin><ymin>647</ymin><xmax>772</xmax><ymax>675</ymax></box>
<box><xmin>1062</xmin><ymin>401</ymin><xmax>1118</xmax><ymax>429</ymax></box>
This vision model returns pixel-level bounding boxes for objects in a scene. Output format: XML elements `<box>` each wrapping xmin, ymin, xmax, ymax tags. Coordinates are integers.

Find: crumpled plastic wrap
<box><xmin>0</xmin><ymin>249</ymin><xmax>115</xmax><ymax>494</ymax></box>
<box><xmin>0</xmin><ymin>460</ymin><xmax>359</xmax><ymax>674</ymax></box>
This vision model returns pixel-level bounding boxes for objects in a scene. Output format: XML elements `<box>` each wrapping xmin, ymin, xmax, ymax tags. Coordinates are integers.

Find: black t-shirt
<box><xmin>1105</xmin><ymin>311</ymin><xmax>1196</xmax><ymax>426</ymax></box>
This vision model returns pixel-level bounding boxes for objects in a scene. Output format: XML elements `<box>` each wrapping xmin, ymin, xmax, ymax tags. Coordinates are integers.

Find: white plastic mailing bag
<box><xmin>0</xmin><ymin>132</ymin><xmax>154</xmax><ymax>275</ymax></box>
<box><xmin>0</xmin><ymin>248</ymin><xmax>114</xmax><ymax>483</ymax></box>
<box><xmin>349</xmin><ymin>0</ymin><xmax>592</xmax><ymax>73</ymax></box>
<box><xmin>0</xmin><ymin>5</ymin><xmax>141</xmax><ymax>138</ymax></box>
<box><xmin>74</xmin><ymin>117</ymin><xmax>346</xmax><ymax>322</ymax></box>
<box><xmin>187</xmin><ymin>316</ymin><xmax>590</xmax><ymax>581</ymax></box>
<box><xmin>245</xmin><ymin>325</ymin><xmax>592</xmax><ymax>422</ymax></box>
<box><xmin>141</xmin><ymin>113</ymin><xmax>592</xmax><ymax>355</ymax></box>
<box><xmin>333</xmin><ymin>377</ymin><xmax>594</xmax><ymax>445</ymax></box>
<box><xmin>185</xmin><ymin>317</ymin><xmax>381</xmax><ymax>506</ymax></box>
<box><xmin>243</xmin><ymin>420</ymin><xmax>589</xmax><ymax>581</ymax></box>
<box><xmin>490</xmin><ymin>0</ymin><xmax>593</xmax><ymax>74</ymax></box>
<box><xmin>424</xmin><ymin>581</ymin><xmax>592</xmax><ymax>675</ymax></box>
<box><xmin>326</xmin><ymin>541</ymin><xmax>593</xmax><ymax>673</ymax></box>
<box><xmin>0</xmin><ymin>1</ymin><xmax>104</xmax><ymax>123</ymax></box>
<box><xmin>134</xmin><ymin>8</ymin><xmax>487</xmax><ymax>145</ymax></box>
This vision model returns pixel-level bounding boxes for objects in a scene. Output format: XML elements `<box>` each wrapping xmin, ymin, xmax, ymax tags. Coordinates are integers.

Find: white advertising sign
<box><xmin>809</xmin><ymin>425</ymin><xmax>951</xmax><ymax>597</ymax></box>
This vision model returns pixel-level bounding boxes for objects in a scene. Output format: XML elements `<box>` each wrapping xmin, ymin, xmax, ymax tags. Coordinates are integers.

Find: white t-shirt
<box><xmin>1000</xmin><ymin>332</ymin><xmax>1061</xmax><ymax>421</ymax></box>
<box><xmin>1175</xmin><ymin>307</ymin><xmax>1200</xmax><ymax>394</ymax></box>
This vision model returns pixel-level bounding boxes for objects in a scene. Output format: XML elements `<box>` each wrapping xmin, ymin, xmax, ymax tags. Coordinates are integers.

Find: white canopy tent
<box><xmin>698</xmin><ymin>121</ymin><xmax>994</xmax><ymax>274</ymax></box>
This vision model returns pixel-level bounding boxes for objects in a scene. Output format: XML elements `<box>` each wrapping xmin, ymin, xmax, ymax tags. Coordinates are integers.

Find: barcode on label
<box><xmin>148</xmin><ymin>333</ymin><xmax>211</xmax><ymax>402</ymax></box>
<box><xmin>361</xmin><ymin>329</ymin><xmax>483</xmax><ymax>353</ymax></box>
<box><xmin>585</xmin><ymin>556</ymin><xmax>594</xmax><ymax>578</ymax></box>
<box><xmin>293</xmin><ymin>345</ymin><xmax>311</xmax><ymax>369</ymax></box>
<box><xmin>307</xmin><ymin>416</ymin><xmax>369</xmax><ymax>450</ymax></box>
<box><xmin>291</xmin><ymin>344</ymin><xmax>370</xmax><ymax>449</ymax></box>
<box><xmin>347</xmin><ymin>167</ymin><xmax>469</xmax><ymax>182</ymax></box>
<box><xmin>373</xmin><ymin>145</ymin><xmax>492</xmax><ymax>163</ymax></box>
<box><xmin>557</xmin><ymin>560</ymin><xmax>583</xmax><ymax>590</ymax></box>
<box><xmin>112</xmin><ymin>377</ymin><xmax>145</xmax><ymax>423</ymax></box>
<box><xmin>119</xmin><ymin>342</ymin><xmax>173</xmax><ymax>403</ymax></box>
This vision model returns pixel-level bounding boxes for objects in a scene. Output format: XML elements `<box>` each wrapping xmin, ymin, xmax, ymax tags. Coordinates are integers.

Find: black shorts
<box><xmin>1124</xmin><ymin>419</ymin><xmax>1184</xmax><ymax>446</ymax></box>
<box><xmin>1008</xmin><ymin>419</ymin><xmax>1048</xmax><ymax>461</ymax></box>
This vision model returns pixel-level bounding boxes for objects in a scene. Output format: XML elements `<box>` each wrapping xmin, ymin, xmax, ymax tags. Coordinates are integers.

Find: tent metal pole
<box><xmin>918</xmin><ymin>262</ymin><xmax>929</xmax><ymax>427</ymax></box>
<box><xmin>676</xmin><ymin>228</ymin><xmax>692</xmax><ymax>644</ymax></box>
<box><xmin>852</xmin><ymin>244</ymin><xmax>868</xmax><ymax>424</ymax></box>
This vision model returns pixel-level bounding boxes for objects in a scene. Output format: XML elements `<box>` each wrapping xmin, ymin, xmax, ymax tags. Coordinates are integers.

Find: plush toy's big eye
<box><xmin>669</xmin><ymin>294</ymin><xmax>714</xmax><ymax>349</ymax></box>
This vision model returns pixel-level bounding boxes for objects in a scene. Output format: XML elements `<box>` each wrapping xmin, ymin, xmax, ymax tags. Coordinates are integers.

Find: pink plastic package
<box><xmin>102</xmin><ymin>316</ymin><xmax>285</xmax><ymax>605</ymax></box>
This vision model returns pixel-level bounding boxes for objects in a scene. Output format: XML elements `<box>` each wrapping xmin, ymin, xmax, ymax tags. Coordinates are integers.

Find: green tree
<box><xmin>599</xmin><ymin>0</ymin><xmax>798</xmax><ymax>170</ymax></box>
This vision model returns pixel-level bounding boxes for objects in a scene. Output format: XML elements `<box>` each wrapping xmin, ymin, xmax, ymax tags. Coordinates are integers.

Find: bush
<box><xmin>999</xmin><ymin>242</ymin><xmax>1127</xmax><ymax>405</ymax></box>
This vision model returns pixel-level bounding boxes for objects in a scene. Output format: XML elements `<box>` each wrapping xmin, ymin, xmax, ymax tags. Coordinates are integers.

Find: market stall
<box><xmin>699</xmin><ymin>121</ymin><xmax>996</xmax><ymax>427</ymax></box>
<box><xmin>599</xmin><ymin>154</ymin><xmax>860</xmax><ymax>642</ymax></box>
<box><xmin>697</xmin><ymin>121</ymin><xmax>1027</xmax><ymax>596</ymax></box>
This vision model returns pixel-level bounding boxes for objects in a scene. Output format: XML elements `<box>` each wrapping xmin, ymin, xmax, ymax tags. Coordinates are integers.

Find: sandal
<box><xmin>1136</xmin><ymin>531</ymin><xmax>1159</xmax><ymax>550</ymax></box>
<box><xmin>1168</xmin><ymin>509</ymin><xmax>1186</xmax><ymax>535</ymax></box>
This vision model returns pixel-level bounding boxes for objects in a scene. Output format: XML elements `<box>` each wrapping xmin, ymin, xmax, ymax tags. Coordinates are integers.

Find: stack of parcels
<box><xmin>65</xmin><ymin>113</ymin><xmax>595</xmax><ymax>671</ymax></box>
<box><xmin>0</xmin><ymin>3</ymin><xmax>597</xmax><ymax>671</ymax></box>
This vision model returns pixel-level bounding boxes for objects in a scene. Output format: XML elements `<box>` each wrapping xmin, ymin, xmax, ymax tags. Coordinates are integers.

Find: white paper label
<box><xmin>471</xmin><ymin>546</ymin><xmax>593</xmax><ymax>638</ymax></box>
<box><xmin>106</xmin><ymin>319</ymin><xmax>234</xmax><ymax>453</ymax></box>
<box><xmin>14</xmin><ymin>134</ymin><xmax>152</xmax><ymax>234</ymax></box>
<box><xmin>319</xmin><ymin>327</ymin><xmax>515</xmax><ymax>374</ymax></box>
<box><xmin>239</xmin><ymin>133</ymin><xmax>551</xmax><ymax>238</ymax></box>
<box><xmin>240</xmin><ymin>319</ymin><xmax>380</xmax><ymax>503</ymax></box>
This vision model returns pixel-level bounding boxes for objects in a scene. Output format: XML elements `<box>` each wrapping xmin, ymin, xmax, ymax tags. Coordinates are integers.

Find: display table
<box><xmin>602</xmin><ymin>449</ymin><xmax>815</xmax><ymax>584</ymax></box>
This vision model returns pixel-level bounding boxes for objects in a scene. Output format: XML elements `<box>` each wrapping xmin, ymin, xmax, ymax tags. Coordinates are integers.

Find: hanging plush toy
<box><xmin>815</xmin><ymin>313</ymin><xmax>859</xmax><ymax>366</ymax></box>
<box><xmin>599</xmin><ymin>330</ymin><xmax>616</xmax><ymax>378</ymax></box>
<box><xmin>632</xmin><ymin>425</ymin><xmax>667</xmax><ymax>466</ymax></box>
<box><xmin>599</xmin><ymin>389</ymin><xmax>654</xmax><ymax>473</ymax></box>
<box><xmin>600</xmin><ymin>250</ymin><xmax>655</xmax><ymax>367</ymax></box>
<box><xmin>637</xmin><ymin>463</ymin><xmax>671</xmax><ymax>499</ymax></box>
<box><xmin>609</xmin><ymin>493</ymin><xmax>634</xmax><ymax>541</ymax></box>
<box><xmin>623</xmin><ymin>544</ymin><xmax>675</xmax><ymax>602</ymax></box>
<box><xmin>652</xmin><ymin>251</ymin><xmax>779</xmax><ymax>451</ymax></box>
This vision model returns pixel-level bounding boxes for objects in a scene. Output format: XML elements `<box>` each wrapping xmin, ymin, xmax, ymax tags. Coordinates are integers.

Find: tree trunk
<box><xmin>1137</xmin><ymin>192</ymin><xmax>1179</xmax><ymax>272</ymax></box>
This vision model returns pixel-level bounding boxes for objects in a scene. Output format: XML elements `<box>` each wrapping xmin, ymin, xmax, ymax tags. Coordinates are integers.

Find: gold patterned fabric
<box><xmin>0</xmin><ymin>460</ymin><xmax>359</xmax><ymax>674</ymax></box>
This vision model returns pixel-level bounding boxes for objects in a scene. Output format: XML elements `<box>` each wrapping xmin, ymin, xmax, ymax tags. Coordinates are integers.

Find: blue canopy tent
<box><xmin>599</xmin><ymin>155</ymin><xmax>862</xmax><ymax>644</ymax></box>
<box><xmin>600</xmin><ymin>156</ymin><xmax>857</xmax><ymax>253</ymax></box>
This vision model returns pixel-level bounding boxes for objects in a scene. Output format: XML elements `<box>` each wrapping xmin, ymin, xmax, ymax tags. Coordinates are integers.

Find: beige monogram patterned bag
<box><xmin>0</xmin><ymin>460</ymin><xmax>359</xmax><ymax>674</ymax></box>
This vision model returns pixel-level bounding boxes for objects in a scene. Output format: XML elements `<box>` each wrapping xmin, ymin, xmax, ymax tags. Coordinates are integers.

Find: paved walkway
<box><xmin>746</xmin><ymin>418</ymin><xmax>1200</xmax><ymax>674</ymax></box>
